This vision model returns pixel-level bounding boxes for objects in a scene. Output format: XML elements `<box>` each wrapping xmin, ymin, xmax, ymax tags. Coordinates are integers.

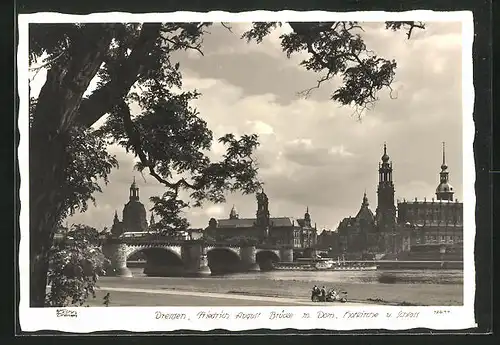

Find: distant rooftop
<box><xmin>216</xmin><ymin>217</ymin><xmax>298</xmax><ymax>228</ymax></box>
<box><xmin>398</xmin><ymin>198</ymin><xmax>461</xmax><ymax>204</ymax></box>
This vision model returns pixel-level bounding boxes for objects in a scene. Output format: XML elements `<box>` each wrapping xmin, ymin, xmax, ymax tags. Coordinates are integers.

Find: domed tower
<box><xmin>122</xmin><ymin>177</ymin><xmax>148</xmax><ymax>233</ymax></box>
<box><xmin>436</xmin><ymin>142</ymin><xmax>454</xmax><ymax>201</ymax></box>
<box><xmin>375</xmin><ymin>143</ymin><xmax>397</xmax><ymax>232</ymax></box>
<box><xmin>229</xmin><ymin>205</ymin><xmax>239</xmax><ymax>219</ymax></box>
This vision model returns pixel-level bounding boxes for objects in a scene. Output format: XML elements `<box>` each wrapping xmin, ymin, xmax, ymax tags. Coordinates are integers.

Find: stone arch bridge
<box><xmin>102</xmin><ymin>237</ymin><xmax>293</xmax><ymax>277</ymax></box>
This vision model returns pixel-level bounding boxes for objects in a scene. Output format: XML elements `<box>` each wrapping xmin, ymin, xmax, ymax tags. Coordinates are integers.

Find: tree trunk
<box><xmin>29</xmin><ymin>25</ymin><xmax>113</xmax><ymax>306</ymax></box>
<box><xmin>28</xmin><ymin>23</ymin><xmax>161</xmax><ymax>306</ymax></box>
<box><xmin>29</xmin><ymin>129</ymin><xmax>68</xmax><ymax>307</ymax></box>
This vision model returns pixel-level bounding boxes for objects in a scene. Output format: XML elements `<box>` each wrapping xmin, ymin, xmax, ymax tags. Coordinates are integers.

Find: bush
<box><xmin>45</xmin><ymin>224</ymin><xmax>109</xmax><ymax>307</ymax></box>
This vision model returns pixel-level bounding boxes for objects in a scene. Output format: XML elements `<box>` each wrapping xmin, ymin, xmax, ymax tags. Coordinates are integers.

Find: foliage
<box><xmin>62</xmin><ymin>127</ymin><xmax>119</xmax><ymax>219</ymax></box>
<box><xmin>228</xmin><ymin>235</ymin><xmax>259</xmax><ymax>246</ymax></box>
<box><xmin>149</xmin><ymin>191</ymin><xmax>190</xmax><ymax>236</ymax></box>
<box><xmin>28</xmin><ymin>96</ymin><xmax>119</xmax><ymax>222</ymax></box>
<box><xmin>241</xmin><ymin>21</ymin><xmax>425</xmax><ymax>116</ymax></box>
<box><xmin>46</xmin><ymin>224</ymin><xmax>108</xmax><ymax>307</ymax></box>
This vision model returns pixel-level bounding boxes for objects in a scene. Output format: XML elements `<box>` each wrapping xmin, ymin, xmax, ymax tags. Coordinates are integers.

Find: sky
<box><xmin>29</xmin><ymin>21</ymin><xmax>464</xmax><ymax>232</ymax></box>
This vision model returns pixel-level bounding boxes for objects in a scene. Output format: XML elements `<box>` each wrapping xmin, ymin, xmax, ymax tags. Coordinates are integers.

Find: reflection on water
<box><xmin>128</xmin><ymin>268</ymin><xmax>463</xmax><ymax>285</ymax></box>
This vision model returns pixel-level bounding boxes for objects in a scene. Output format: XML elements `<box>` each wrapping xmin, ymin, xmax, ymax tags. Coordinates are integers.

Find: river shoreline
<box><xmin>97</xmin><ymin>273</ymin><xmax>463</xmax><ymax>306</ymax></box>
<box><xmin>91</xmin><ymin>287</ymin><xmax>368</xmax><ymax>306</ymax></box>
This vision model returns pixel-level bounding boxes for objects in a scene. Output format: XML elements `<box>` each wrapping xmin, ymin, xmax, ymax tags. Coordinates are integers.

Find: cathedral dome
<box><xmin>122</xmin><ymin>177</ymin><xmax>148</xmax><ymax>232</ymax></box>
<box><xmin>123</xmin><ymin>200</ymin><xmax>148</xmax><ymax>232</ymax></box>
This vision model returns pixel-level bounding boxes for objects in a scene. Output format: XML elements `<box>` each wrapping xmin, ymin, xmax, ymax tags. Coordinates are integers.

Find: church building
<box><xmin>204</xmin><ymin>190</ymin><xmax>317</xmax><ymax>248</ymax></box>
<box><xmin>110</xmin><ymin>177</ymin><xmax>149</xmax><ymax>237</ymax></box>
<box><xmin>337</xmin><ymin>142</ymin><xmax>463</xmax><ymax>255</ymax></box>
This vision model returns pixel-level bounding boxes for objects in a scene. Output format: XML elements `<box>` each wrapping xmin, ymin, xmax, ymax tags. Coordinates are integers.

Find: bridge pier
<box><xmin>109</xmin><ymin>243</ymin><xmax>133</xmax><ymax>277</ymax></box>
<box><xmin>279</xmin><ymin>247</ymin><xmax>294</xmax><ymax>263</ymax></box>
<box><xmin>240</xmin><ymin>246</ymin><xmax>260</xmax><ymax>272</ymax></box>
<box><xmin>182</xmin><ymin>242</ymin><xmax>211</xmax><ymax>276</ymax></box>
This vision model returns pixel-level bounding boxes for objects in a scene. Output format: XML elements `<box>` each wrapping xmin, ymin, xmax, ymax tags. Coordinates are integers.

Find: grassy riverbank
<box><xmin>96</xmin><ymin>276</ymin><xmax>463</xmax><ymax>306</ymax></box>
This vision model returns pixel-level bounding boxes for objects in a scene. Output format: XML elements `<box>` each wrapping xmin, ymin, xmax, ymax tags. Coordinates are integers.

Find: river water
<box><xmin>128</xmin><ymin>267</ymin><xmax>463</xmax><ymax>285</ymax></box>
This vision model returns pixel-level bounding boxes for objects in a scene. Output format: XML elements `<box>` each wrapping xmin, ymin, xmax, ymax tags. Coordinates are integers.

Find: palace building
<box><xmin>204</xmin><ymin>190</ymin><xmax>317</xmax><ymax>248</ymax></box>
<box><xmin>397</xmin><ymin>143</ymin><xmax>463</xmax><ymax>249</ymax></box>
<box><xmin>337</xmin><ymin>142</ymin><xmax>463</xmax><ymax>255</ymax></box>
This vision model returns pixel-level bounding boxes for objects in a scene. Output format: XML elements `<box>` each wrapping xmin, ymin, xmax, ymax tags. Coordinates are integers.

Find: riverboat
<box><xmin>273</xmin><ymin>257</ymin><xmax>378</xmax><ymax>271</ymax></box>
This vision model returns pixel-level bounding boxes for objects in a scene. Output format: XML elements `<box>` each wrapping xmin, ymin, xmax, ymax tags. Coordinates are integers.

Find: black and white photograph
<box><xmin>18</xmin><ymin>11</ymin><xmax>475</xmax><ymax>332</ymax></box>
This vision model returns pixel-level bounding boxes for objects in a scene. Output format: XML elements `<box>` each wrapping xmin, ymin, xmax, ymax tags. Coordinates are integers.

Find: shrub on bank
<box><xmin>46</xmin><ymin>224</ymin><xmax>109</xmax><ymax>307</ymax></box>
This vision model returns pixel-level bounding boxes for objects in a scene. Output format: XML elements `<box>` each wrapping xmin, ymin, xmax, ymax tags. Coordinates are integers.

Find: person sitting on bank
<box><xmin>311</xmin><ymin>285</ymin><xmax>318</xmax><ymax>301</ymax></box>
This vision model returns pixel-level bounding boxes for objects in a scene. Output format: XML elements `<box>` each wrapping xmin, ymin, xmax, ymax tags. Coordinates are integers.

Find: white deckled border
<box><xmin>18</xmin><ymin>10</ymin><xmax>476</xmax><ymax>332</ymax></box>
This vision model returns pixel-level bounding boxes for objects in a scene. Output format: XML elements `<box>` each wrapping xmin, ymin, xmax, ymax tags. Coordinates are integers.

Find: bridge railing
<box><xmin>103</xmin><ymin>236</ymin><xmax>291</xmax><ymax>249</ymax></box>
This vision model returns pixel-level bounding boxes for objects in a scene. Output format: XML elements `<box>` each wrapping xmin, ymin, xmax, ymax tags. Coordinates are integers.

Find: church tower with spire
<box><xmin>255</xmin><ymin>189</ymin><xmax>271</xmax><ymax>237</ymax></box>
<box><xmin>111</xmin><ymin>210</ymin><xmax>124</xmax><ymax>237</ymax></box>
<box><xmin>149</xmin><ymin>212</ymin><xmax>156</xmax><ymax>227</ymax></box>
<box><xmin>436</xmin><ymin>142</ymin><xmax>454</xmax><ymax>201</ymax></box>
<box><xmin>304</xmin><ymin>207</ymin><xmax>311</xmax><ymax>228</ymax></box>
<box><xmin>375</xmin><ymin>143</ymin><xmax>397</xmax><ymax>233</ymax></box>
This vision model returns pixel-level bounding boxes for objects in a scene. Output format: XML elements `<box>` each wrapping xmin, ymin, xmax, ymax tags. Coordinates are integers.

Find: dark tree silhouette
<box><xmin>27</xmin><ymin>21</ymin><xmax>423</xmax><ymax>306</ymax></box>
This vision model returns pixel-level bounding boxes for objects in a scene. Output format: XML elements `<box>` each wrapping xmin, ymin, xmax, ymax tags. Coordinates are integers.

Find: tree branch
<box><xmin>75</xmin><ymin>23</ymin><xmax>162</xmax><ymax>128</ymax></box>
<box><xmin>297</xmin><ymin>72</ymin><xmax>334</xmax><ymax>99</ymax></box>
<box><xmin>160</xmin><ymin>36</ymin><xmax>204</xmax><ymax>56</ymax></box>
<box><xmin>116</xmin><ymin>101</ymin><xmax>197</xmax><ymax>198</ymax></box>
<box><xmin>221</xmin><ymin>22</ymin><xmax>233</xmax><ymax>32</ymax></box>
<box><xmin>29</xmin><ymin>50</ymin><xmax>66</xmax><ymax>72</ymax></box>
<box><xmin>289</xmin><ymin>22</ymin><xmax>393</xmax><ymax>105</ymax></box>
<box><xmin>31</xmin><ymin>24</ymin><xmax>115</xmax><ymax>136</ymax></box>
<box><xmin>405</xmin><ymin>22</ymin><xmax>425</xmax><ymax>39</ymax></box>
<box><xmin>385</xmin><ymin>21</ymin><xmax>425</xmax><ymax>39</ymax></box>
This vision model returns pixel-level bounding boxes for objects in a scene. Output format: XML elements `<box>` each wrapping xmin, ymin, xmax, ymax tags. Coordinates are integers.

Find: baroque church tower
<box><xmin>303</xmin><ymin>207</ymin><xmax>311</xmax><ymax>228</ymax></box>
<box><xmin>436</xmin><ymin>142</ymin><xmax>454</xmax><ymax>201</ymax></box>
<box><xmin>255</xmin><ymin>189</ymin><xmax>271</xmax><ymax>237</ymax></box>
<box><xmin>375</xmin><ymin>143</ymin><xmax>397</xmax><ymax>233</ymax></box>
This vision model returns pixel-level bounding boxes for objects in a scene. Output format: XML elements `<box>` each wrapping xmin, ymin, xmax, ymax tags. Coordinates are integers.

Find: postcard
<box><xmin>18</xmin><ymin>10</ymin><xmax>476</xmax><ymax>332</ymax></box>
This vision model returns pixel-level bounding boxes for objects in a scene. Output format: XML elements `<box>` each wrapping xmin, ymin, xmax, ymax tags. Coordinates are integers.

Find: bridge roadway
<box><xmin>102</xmin><ymin>237</ymin><xmax>295</xmax><ymax>277</ymax></box>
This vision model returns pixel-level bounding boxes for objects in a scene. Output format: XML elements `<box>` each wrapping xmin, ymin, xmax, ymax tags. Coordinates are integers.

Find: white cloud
<box><xmin>329</xmin><ymin>145</ymin><xmax>353</xmax><ymax>157</ymax></box>
<box><xmin>246</xmin><ymin>120</ymin><xmax>274</xmax><ymax>135</ymax></box>
<box><xmin>62</xmin><ymin>21</ymin><xmax>463</xmax><ymax>233</ymax></box>
<box><xmin>204</xmin><ymin>205</ymin><xmax>225</xmax><ymax>217</ymax></box>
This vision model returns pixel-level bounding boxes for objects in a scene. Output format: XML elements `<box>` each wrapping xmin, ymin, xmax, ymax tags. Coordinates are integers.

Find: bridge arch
<box><xmin>256</xmin><ymin>250</ymin><xmax>280</xmax><ymax>271</ymax></box>
<box><xmin>206</xmin><ymin>247</ymin><xmax>241</xmax><ymax>274</ymax></box>
<box><xmin>126</xmin><ymin>246</ymin><xmax>184</xmax><ymax>274</ymax></box>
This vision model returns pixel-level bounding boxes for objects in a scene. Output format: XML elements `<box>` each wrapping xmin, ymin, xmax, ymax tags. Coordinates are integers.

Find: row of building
<box><xmin>318</xmin><ymin>143</ymin><xmax>463</xmax><ymax>255</ymax></box>
<box><xmin>108</xmin><ymin>142</ymin><xmax>463</xmax><ymax>255</ymax></box>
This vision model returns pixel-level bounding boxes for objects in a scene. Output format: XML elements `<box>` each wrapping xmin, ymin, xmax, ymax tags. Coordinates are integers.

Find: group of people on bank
<box><xmin>311</xmin><ymin>285</ymin><xmax>347</xmax><ymax>303</ymax></box>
